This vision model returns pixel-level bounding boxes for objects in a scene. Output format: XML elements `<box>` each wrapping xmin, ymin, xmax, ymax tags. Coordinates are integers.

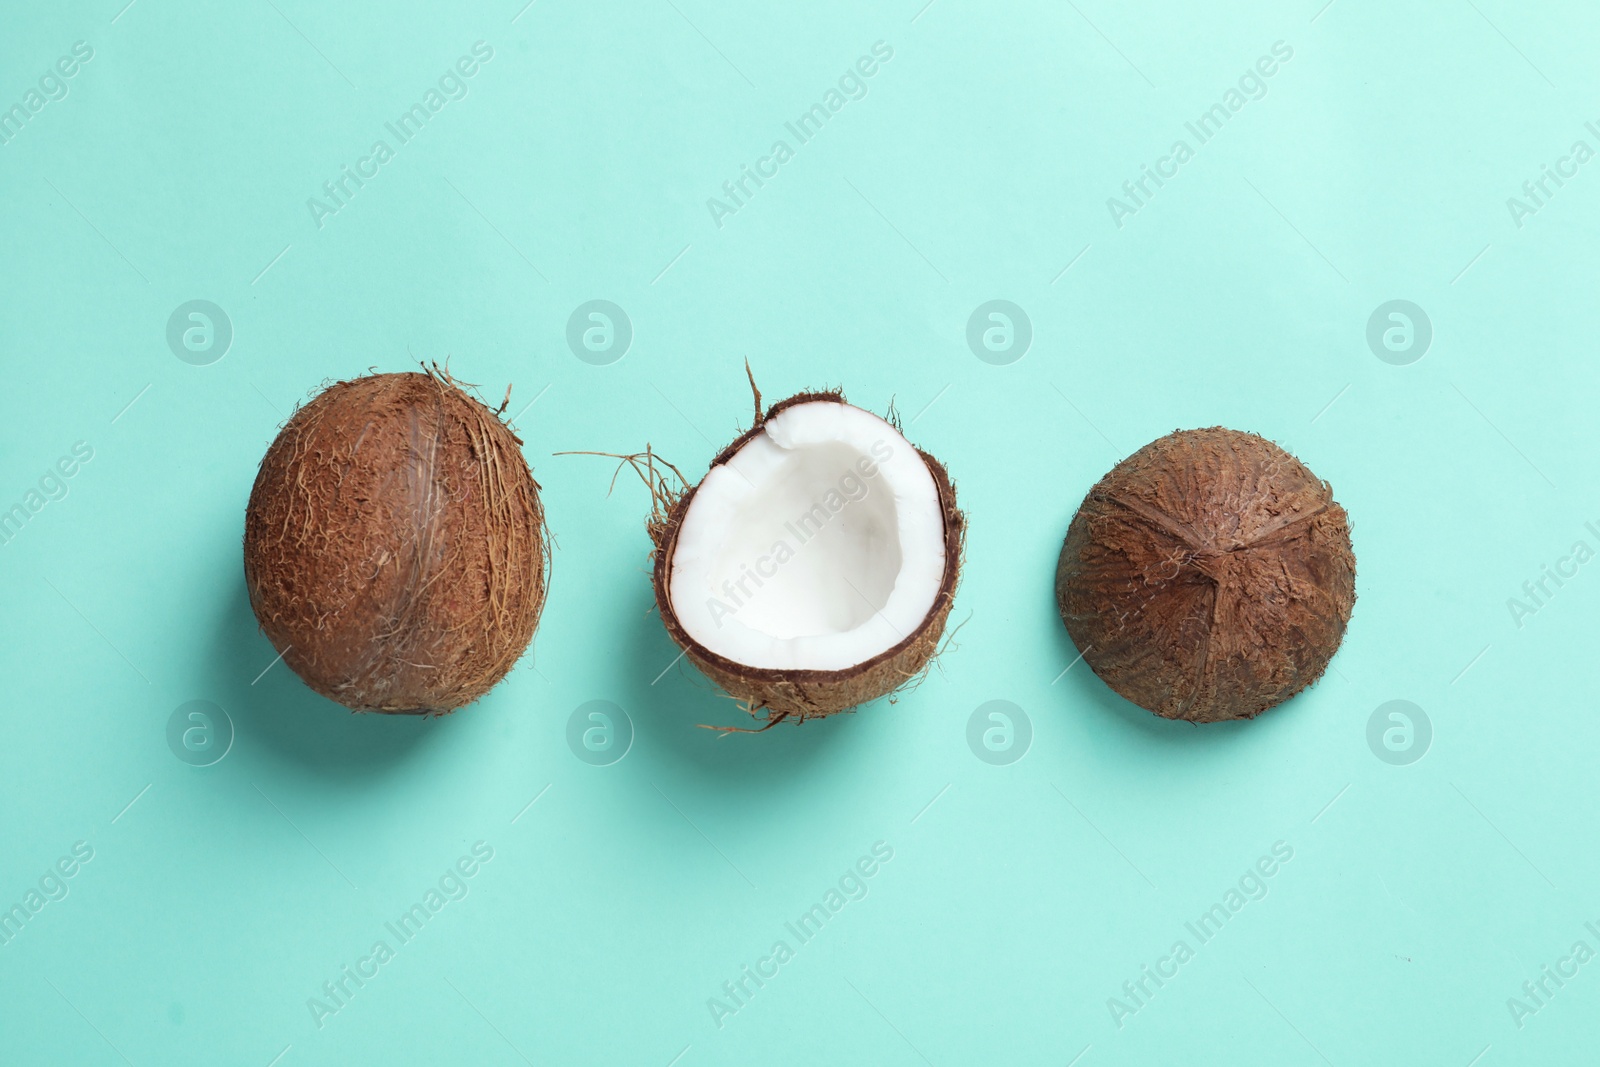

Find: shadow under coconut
<box><xmin>208</xmin><ymin>581</ymin><xmax>441</xmax><ymax>778</ymax></box>
<box><xmin>622</xmin><ymin>596</ymin><xmax>857</xmax><ymax>781</ymax></box>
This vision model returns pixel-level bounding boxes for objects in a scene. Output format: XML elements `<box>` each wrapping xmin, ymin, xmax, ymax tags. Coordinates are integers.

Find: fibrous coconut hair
<box><xmin>1056</xmin><ymin>427</ymin><xmax>1355</xmax><ymax>723</ymax></box>
<box><xmin>243</xmin><ymin>365</ymin><xmax>549</xmax><ymax>713</ymax></box>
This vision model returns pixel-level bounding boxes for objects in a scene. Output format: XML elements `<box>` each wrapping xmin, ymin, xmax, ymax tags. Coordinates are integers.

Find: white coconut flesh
<box><xmin>669</xmin><ymin>401</ymin><xmax>946</xmax><ymax>671</ymax></box>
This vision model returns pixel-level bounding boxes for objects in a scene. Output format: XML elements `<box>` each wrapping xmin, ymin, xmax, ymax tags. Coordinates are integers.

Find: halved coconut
<box><xmin>650</xmin><ymin>391</ymin><xmax>963</xmax><ymax>724</ymax></box>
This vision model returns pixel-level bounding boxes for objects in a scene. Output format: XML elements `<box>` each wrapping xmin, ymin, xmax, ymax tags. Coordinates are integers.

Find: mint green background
<box><xmin>4</xmin><ymin>0</ymin><xmax>1599</xmax><ymax>1063</ymax></box>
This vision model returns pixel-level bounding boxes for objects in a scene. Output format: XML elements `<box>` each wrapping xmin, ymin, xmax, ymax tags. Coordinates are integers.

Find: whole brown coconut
<box><xmin>1055</xmin><ymin>428</ymin><xmax>1354</xmax><ymax>723</ymax></box>
<box><xmin>243</xmin><ymin>368</ymin><xmax>549</xmax><ymax>713</ymax></box>
<box><xmin>647</xmin><ymin>389</ymin><xmax>964</xmax><ymax>726</ymax></box>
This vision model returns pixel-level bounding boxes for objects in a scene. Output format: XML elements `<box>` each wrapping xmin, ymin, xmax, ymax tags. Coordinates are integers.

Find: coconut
<box><xmin>1055</xmin><ymin>427</ymin><xmax>1355</xmax><ymax>722</ymax></box>
<box><xmin>646</xmin><ymin>388</ymin><xmax>963</xmax><ymax>725</ymax></box>
<box><xmin>242</xmin><ymin>367</ymin><xmax>548</xmax><ymax>713</ymax></box>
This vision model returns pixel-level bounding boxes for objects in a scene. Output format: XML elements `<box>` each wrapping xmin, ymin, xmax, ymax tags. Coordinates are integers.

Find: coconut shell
<box><xmin>1056</xmin><ymin>427</ymin><xmax>1355</xmax><ymax>723</ymax></box>
<box><xmin>650</xmin><ymin>392</ymin><xmax>964</xmax><ymax>725</ymax></box>
<box><xmin>243</xmin><ymin>369</ymin><xmax>548</xmax><ymax>713</ymax></box>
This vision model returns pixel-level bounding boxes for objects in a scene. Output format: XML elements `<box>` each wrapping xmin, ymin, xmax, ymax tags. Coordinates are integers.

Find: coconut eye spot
<box><xmin>667</xmin><ymin>400</ymin><xmax>946</xmax><ymax>672</ymax></box>
<box><xmin>705</xmin><ymin>441</ymin><xmax>901</xmax><ymax>640</ymax></box>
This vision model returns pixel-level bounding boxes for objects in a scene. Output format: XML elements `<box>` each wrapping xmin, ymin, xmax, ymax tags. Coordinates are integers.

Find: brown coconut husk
<box><xmin>242</xmin><ymin>365</ymin><xmax>549</xmax><ymax>713</ymax></box>
<box><xmin>637</xmin><ymin>384</ymin><xmax>965</xmax><ymax>727</ymax></box>
<box><xmin>1055</xmin><ymin>427</ymin><xmax>1355</xmax><ymax>723</ymax></box>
